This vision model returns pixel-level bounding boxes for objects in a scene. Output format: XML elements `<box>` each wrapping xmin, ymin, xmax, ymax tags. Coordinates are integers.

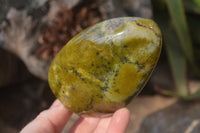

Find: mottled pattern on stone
<box><xmin>48</xmin><ymin>17</ymin><xmax>162</xmax><ymax>116</ymax></box>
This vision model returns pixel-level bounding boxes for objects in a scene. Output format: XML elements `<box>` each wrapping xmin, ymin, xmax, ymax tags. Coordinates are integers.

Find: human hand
<box><xmin>20</xmin><ymin>99</ymin><xmax>130</xmax><ymax>133</ymax></box>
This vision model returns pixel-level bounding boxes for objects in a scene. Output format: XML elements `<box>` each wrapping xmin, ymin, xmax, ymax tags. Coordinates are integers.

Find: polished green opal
<box><xmin>48</xmin><ymin>17</ymin><xmax>162</xmax><ymax>116</ymax></box>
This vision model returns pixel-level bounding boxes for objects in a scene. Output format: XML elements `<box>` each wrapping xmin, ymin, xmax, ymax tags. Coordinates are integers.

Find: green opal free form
<box><xmin>48</xmin><ymin>17</ymin><xmax>162</xmax><ymax>116</ymax></box>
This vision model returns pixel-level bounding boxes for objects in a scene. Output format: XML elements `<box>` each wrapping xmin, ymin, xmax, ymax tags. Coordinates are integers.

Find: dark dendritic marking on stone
<box><xmin>135</xmin><ymin>21</ymin><xmax>160</xmax><ymax>38</ymax></box>
<box><xmin>71</xmin><ymin>68</ymin><xmax>79</xmax><ymax>76</ymax></box>
<box><xmin>84</xmin><ymin>95</ymin><xmax>94</xmax><ymax>111</ymax></box>
<box><xmin>135</xmin><ymin>61</ymin><xmax>145</xmax><ymax>72</ymax></box>
<box><xmin>102</xmin><ymin>64</ymin><xmax>110</xmax><ymax>72</ymax></box>
<box><xmin>53</xmin><ymin>81</ymin><xmax>62</xmax><ymax>96</ymax></box>
<box><xmin>100</xmin><ymin>86</ymin><xmax>109</xmax><ymax>91</ymax></box>
<box><xmin>96</xmin><ymin>94</ymin><xmax>103</xmax><ymax>99</ymax></box>
<box><xmin>67</xmin><ymin>68</ymin><xmax>90</xmax><ymax>84</ymax></box>
<box><xmin>114</xmin><ymin>73</ymin><xmax>118</xmax><ymax>77</ymax></box>
<box><xmin>71</xmin><ymin>85</ymin><xmax>76</xmax><ymax>90</ymax></box>
<box><xmin>114</xmin><ymin>89</ymin><xmax>120</xmax><ymax>93</ymax></box>
<box><xmin>96</xmin><ymin>52</ymin><xmax>100</xmax><ymax>55</ymax></box>
<box><xmin>113</xmin><ymin>69</ymin><xmax>119</xmax><ymax>74</ymax></box>
<box><xmin>123</xmin><ymin>45</ymin><xmax>128</xmax><ymax>48</ymax></box>
<box><xmin>57</xmin><ymin>81</ymin><xmax>62</xmax><ymax>86</ymax></box>
<box><xmin>98</xmin><ymin>81</ymin><xmax>109</xmax><ymax>92</ymax></box>
<box><xmin>80</xmin><ymin>77</ymin><xmax>86</xmax><ymax>82</ymax></box>
<box><xmin>91</xmin><ymin>63</ymin><xmax>94</xmax><ymax>66</ymax></box>
<box><xmin>119</xmin><ymin>56</ymin><xmax>130</xmax><ymax>64</ymax></box>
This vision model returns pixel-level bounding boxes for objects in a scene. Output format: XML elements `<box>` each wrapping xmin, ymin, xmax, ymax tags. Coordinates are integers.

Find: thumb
<box><xmin>20</xmin><ymin>100</ymin><xmax>72</xmax><ymax>133</ymax></box>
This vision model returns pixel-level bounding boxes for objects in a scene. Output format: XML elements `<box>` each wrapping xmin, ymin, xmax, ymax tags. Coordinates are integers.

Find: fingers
<box><xmin>50</xmin><ymin>99</ymin><xmax>61</xmax><ymax>108</ymax></box>
<box><xmin>70</xmin><ymin>108</ymin><xmax>130</xmax><ymax>133</ymax></box>
<box><xmin>20</xmin><ymin>100</ymin><xmax>72</xmax><ymax>133</ymax></box>
<box><xmin>106</xmin><ymin>108</ymin><xmax>130</xmax><ymax>133</ymax></box>
<box><xmin>20</xmin><ymin>101</ymin><xmax>130</xmax><ymax>133</ymax></box>
<box><xmin>69</xmin><ymin>117</ymin><xmax>100</xmax><ymax>133</ymax></box>
<box><xmin>93</xmin><ymin>116</ymin><xmax>112</xmax><ymax>133</ymax></box>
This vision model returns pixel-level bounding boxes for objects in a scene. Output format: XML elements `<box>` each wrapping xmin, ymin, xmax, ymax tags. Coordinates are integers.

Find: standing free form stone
<box><xmin>48</xmin><ymin>17</ymin><xmax>162</xmax><ymax>116</ymax></box>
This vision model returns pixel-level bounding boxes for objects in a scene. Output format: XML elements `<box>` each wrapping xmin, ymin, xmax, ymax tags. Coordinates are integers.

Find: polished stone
<box><xmin>48</xmin><ymin>17</ymin><xmax>162</xmax><ymax>116</ymax></box>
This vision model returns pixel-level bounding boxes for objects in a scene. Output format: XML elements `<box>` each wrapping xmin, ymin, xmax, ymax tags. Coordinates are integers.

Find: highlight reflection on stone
<box><xmin>48</xmin><ymin>17</ymin><xmax>162</xmax><ymax>116</ymax></box>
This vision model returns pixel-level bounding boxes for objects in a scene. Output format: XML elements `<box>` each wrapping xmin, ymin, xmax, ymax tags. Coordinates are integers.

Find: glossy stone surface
<box><xmin>48</xmin><ymin>17</ymin><xmax>162</xmax><ymax>116</ymax></box>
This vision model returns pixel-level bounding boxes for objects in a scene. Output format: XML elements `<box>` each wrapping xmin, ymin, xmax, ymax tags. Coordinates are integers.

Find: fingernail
<box><xmin>50</xmin><ymin>99</ymin><xmax>62</xmax><ymax>109</ymax></box>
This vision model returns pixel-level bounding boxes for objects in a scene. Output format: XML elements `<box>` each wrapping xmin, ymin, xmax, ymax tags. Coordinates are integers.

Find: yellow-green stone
<box><xmin>48</xmin><ymin>17</ymin><xmax>162</xmax><ymax>116</ymax></box>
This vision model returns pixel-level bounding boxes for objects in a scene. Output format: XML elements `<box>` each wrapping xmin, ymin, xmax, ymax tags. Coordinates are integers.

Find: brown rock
<box><xmin>127</xmin><ymin>96</ymin><xmax>200</xmax><ymax>133</ymax></box>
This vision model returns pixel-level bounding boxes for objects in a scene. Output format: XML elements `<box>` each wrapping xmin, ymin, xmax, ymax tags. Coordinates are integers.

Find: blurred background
<box><xmin>0</xmin><ymin>0</ymin><xmax>200</xmax><ymax>132</ymax></box>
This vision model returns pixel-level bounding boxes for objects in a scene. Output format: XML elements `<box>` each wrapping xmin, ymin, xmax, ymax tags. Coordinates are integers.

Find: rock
<box><xmin>0</xmin><ymin>0</ymin><xmax>80</xmax><ymax>80</ymax></box>
<box><xmin>48</xmin><ymin>17</ymin><xmax>162</xmax><ymax>116</ymax></box>
<box><xmin>126</xmin><ymin>96</ymin><xmax>200</xmax><ymax>133</ymax></box>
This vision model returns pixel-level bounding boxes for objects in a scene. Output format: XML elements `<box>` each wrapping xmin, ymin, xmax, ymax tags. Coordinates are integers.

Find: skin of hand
<box><xmin>20</xmin><ymin>99</ymin><xmax>130</xmax><ymax>133</ymax></box>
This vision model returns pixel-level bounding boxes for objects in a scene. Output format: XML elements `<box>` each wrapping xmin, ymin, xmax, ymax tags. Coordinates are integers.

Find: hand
<box><xmin>20</xmin><ymin>99</ymin><xmax>130</xmax><ymax>133</ymax></box>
